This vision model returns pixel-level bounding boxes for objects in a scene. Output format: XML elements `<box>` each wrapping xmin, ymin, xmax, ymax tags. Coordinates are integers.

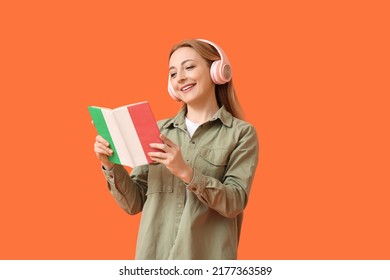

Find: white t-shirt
<box><xmin>185</xmin><ymin>117</ymin><xmax>200</xmax><ymax>138</ymax></box>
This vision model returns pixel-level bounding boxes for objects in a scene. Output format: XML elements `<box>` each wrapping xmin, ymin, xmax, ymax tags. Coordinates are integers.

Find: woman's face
<box><xmin>169</xmin><ymin>47</ymin><xmax>215</xmax><ymax>105</ymax></box>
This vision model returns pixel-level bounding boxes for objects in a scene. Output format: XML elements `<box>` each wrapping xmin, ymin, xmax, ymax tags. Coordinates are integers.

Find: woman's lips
<box><xmin>181</xmin><ymin>83</ymin><xmax>196</xmax><ymax>93</ymax></box>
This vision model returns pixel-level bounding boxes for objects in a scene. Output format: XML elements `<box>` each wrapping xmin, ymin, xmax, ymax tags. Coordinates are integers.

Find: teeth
<box><xmin>182</xmin><ymin>84</ymin><xmax>194</xmax><ymax>91</ymax></box>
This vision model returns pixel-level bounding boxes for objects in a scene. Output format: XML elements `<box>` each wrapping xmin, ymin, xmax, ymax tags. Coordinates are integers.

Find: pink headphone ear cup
<box><xmin>210</xmin><ymin>60</ymin><xmax>225</xmax><ymax>84</ymax></box>
<box><xmin>212</xmin><ymin>60</ymin><xmax>232</xmax><ymax>85</ymax></box>
<box><xmin>221</xmin><ymin>63</ymin><xmax>232</xmax><ymax>82</ymax></box>
<box><xmin>168</xmin><ymin>77</ymin><xmax>181</xmax><ymax>101</ymax></box>
<box><xmin>209</xmin><ymin>61</ymin><xmax>217</xmax><ymax>84</ymax></box>
<box><xmin>198</xmin><ymin>39</ymin><xmax>232</xmax><ymax>84</ymax></box>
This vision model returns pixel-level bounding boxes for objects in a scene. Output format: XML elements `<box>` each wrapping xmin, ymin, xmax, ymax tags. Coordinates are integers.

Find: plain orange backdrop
<box><xmin>1</xmin><ymin>0</ymin><xmax>389</xmax><ymax>259</ymax></box>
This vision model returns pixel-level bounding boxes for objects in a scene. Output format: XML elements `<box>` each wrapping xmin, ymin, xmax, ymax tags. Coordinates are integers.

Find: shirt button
<box><xmin>109</xmin><ymin>174</ymin><xmax>114</xmax><ymax>178</ymax></box>
<box><xmin>191</xmin><ymin>141</ymin><xmax>195</xmax><ymax>144</ymax></box>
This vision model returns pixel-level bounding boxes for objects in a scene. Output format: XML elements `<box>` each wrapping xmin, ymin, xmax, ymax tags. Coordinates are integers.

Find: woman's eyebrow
<box><xmin>169</xmin><ymin>59</ymin><xmax>195</xmax><ymax>70</ymax></box>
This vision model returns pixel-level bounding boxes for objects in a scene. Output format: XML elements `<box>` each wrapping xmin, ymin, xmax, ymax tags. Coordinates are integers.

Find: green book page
<box><xmin>88</xmin><ymin>106</ymin><xmax>121</xmax><ymax>165</ymax></box>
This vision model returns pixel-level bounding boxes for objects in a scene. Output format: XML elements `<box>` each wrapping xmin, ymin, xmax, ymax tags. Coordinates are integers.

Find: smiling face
<box><xmin>168</xmin><ymin>47</ymin><xmax>215</xmax><ymax>105</ymax></box>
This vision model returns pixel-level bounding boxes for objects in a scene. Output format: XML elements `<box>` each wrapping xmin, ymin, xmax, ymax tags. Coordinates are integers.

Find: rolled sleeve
<box><xmin>101</xmin><ymin>164</ymin><xmax>148</xmax><ymax>215</ymax></box>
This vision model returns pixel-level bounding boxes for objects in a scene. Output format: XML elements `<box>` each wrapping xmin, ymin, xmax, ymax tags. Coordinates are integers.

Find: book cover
<box><xmin>88</xmin><ymin>101</ymin><xmax>163</xmax><ymax>168</ymax></box>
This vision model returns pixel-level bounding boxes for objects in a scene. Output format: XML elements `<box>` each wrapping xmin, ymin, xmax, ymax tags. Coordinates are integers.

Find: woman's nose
<box><xmin>177</xmin><ymin>70</ymin><xmax>186</xmax><ymax>82</ymax></box>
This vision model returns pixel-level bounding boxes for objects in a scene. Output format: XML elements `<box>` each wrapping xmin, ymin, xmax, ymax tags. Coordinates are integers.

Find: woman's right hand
<box><xmin>94</xmin><ymin>135</ymin><xmax>115</xmax><ymax>170</ymax></box>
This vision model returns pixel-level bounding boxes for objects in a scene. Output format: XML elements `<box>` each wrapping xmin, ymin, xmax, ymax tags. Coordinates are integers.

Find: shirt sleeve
<box><xmin>102</xmin><ymin>164</ymin><xmax>149</xmax><ymax>215</ymax></box>
<box><xmin>186</xmin><ymin>124</ymin><xmax>259</xmax><ymax>218</ymax></box>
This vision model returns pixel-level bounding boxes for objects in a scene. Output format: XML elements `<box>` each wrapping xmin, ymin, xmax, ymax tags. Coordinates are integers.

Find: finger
<box><xmin>150</xmin><ymin>143</ymin><xmax>168</xmax><ymax>151</ymax></box>
<box><xmin>95</xmin><ymin>142</ymin><xmax>113</xmax><ymax>155</ymax></box>
<box><xmin>160</xmin><ymin>134</ymin><xmax>176</xmax><ymax>148</ymax></box>
<box><xmin>147</xmin><ymin>155</ymin><xmax>160</xmax><ymax>164</ymax></box>
<box><xmin>148</xmin><ymin>151</ymin><xmax>167</xmax><ymax>159</ymax></box>
<box><xmin>95</xmin><ymin>147</ymin><xmax>112</xmax><ymax>157</ymax></box>
<box><xmin>96</xmin><ymin>135</ymin><xmax>110</xmax><ymax>146</ymax></box>
<box><xmin>94</xmin><ymin>141</ymin><xmax>112</xmax><ymax>153</ymax></box>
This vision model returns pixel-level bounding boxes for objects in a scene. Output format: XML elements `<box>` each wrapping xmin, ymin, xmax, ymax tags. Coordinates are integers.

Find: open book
<box><xmin>88</xmin><ymin>101</ymin><xmax>163</xmax><ymax>168</ymax></box>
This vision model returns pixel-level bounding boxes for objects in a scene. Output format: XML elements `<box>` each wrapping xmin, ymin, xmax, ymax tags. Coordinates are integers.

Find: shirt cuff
<box><xmin>185</xmin><ymin>169</ymin><xmax>208</xmax><ymax>196</ymax></box>
<box><xmin>102</xmin><ymin>164</ymin><xmax>128</xmax><ymax>190</ymax></box>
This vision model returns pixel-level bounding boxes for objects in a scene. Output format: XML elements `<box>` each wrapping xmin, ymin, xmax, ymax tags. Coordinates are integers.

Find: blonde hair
<box><xmin>169</xmin><ymin>39</ymin><xmax>244</xmax><ymax>120</ymax></box>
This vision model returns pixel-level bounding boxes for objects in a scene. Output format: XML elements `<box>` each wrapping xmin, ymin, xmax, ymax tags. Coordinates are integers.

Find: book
<box><xmin>88</xmin><ymin>101</ymin><xmax>163</xmax><ymax>168</ymax></box>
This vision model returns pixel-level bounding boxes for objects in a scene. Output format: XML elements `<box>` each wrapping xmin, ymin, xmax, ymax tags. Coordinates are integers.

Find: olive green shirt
<box><xmin>102</xmin><ymin>106</ymin><xmax>259</xmax><ymax>259</ymax></box>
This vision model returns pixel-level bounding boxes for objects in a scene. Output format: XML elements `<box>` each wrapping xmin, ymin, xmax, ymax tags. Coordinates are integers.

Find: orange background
<box><xmin>1</xmin><ymin>0</ymin><xmax>389</xmax><ymax>259</ymax></box>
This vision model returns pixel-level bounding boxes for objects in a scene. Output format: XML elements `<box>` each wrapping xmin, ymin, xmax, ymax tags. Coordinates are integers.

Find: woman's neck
<box><xmin>185</xmin><ymin>97</ymin><xmax>220</xmax><ymax>124</ymax></box>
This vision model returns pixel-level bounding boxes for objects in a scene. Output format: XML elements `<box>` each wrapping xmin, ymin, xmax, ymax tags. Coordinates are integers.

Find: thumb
<box><xmin>160</xmin><ymin>134</ymin><xmax>175</xmax><ymax>147</ymax></box>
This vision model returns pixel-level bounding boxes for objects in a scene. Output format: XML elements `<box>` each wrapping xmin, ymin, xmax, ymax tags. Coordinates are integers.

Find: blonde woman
<box><xmin>94</xmin><ymin>39</ymin><xmax>259</xmax><ymax>259</ymax></box>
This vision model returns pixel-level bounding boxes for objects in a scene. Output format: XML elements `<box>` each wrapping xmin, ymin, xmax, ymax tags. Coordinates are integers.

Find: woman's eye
<box><xmin>185</xmin><ymin>65</ymin><xmax>195</xmax><ymax>70</ymax></box>
<box><xmin>170</xmin><ymin>73</ymin><xmax>177</xmax><ymax>78</ymax></box>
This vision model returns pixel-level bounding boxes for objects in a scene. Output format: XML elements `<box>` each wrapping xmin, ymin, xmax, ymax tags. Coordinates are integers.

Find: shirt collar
<box><xmin>162</xmin><ymin>105</ymin><xmax>233</xmax><ymax>129</ymax></box>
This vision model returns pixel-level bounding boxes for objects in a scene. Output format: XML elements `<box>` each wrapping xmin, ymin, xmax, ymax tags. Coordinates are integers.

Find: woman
<box><xmin>94</xmin><ymin>39</ymin><xmax>259</xmax><ymax>259</ymax></box>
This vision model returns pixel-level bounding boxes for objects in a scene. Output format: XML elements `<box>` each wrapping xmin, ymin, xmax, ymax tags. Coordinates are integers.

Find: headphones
<box><xmin>168</xmin><ymin>39</ymin><xmax>232</xmax><ymax>101</ymax></box>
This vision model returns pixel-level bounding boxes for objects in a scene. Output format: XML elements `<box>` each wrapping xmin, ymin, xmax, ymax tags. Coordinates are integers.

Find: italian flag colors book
<box><xmin>88</xmin><ymin>101</ymin><xmax>163</xmax><ymax>168</ymax></box>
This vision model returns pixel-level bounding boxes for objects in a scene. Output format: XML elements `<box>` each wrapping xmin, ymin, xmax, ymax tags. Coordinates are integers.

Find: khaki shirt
<box><xmin>103</xmin><ymin>106</ymin><xmax>259</xmax><ymax>259</ymax></box>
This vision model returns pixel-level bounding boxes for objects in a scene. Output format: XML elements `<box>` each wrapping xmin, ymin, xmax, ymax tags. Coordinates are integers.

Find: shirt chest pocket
<box><xmin>146</xmin><ymin>164</ymin><xmax>174</xmax><ymax>195</ymax></box>
<box><xmin>195</xmin><ymin>148</ymin><xmax>229</xmax><ymax>181</ymax></box>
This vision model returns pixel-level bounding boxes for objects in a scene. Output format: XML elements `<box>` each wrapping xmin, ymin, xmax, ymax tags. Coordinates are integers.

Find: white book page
<box><xmin>101</xmin><ymin>109</ymin><xmax>134</xmax><ymax>167</ymax></box>
<box><xmin>113</xmin><ymin>106</ymin><xmax>147</xmax><ymax>167</ymax></box>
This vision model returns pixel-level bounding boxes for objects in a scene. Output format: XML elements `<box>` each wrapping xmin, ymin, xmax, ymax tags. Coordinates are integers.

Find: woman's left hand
<box><xmin>148</xmin><ymin>134</ymin><xmax>193</xmax><ymax>184</ymax></box>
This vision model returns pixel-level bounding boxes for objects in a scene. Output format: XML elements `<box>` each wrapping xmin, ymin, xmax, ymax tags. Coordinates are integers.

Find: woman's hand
<box><xmin>149</xmin><ymin>134</ymin><xmax>193</xmax><ymax>184</ymax></box>
<box><xmin>94</xmin><ymin>135</ymin><xmax>115</xmax><ymax>170</ymax></box>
